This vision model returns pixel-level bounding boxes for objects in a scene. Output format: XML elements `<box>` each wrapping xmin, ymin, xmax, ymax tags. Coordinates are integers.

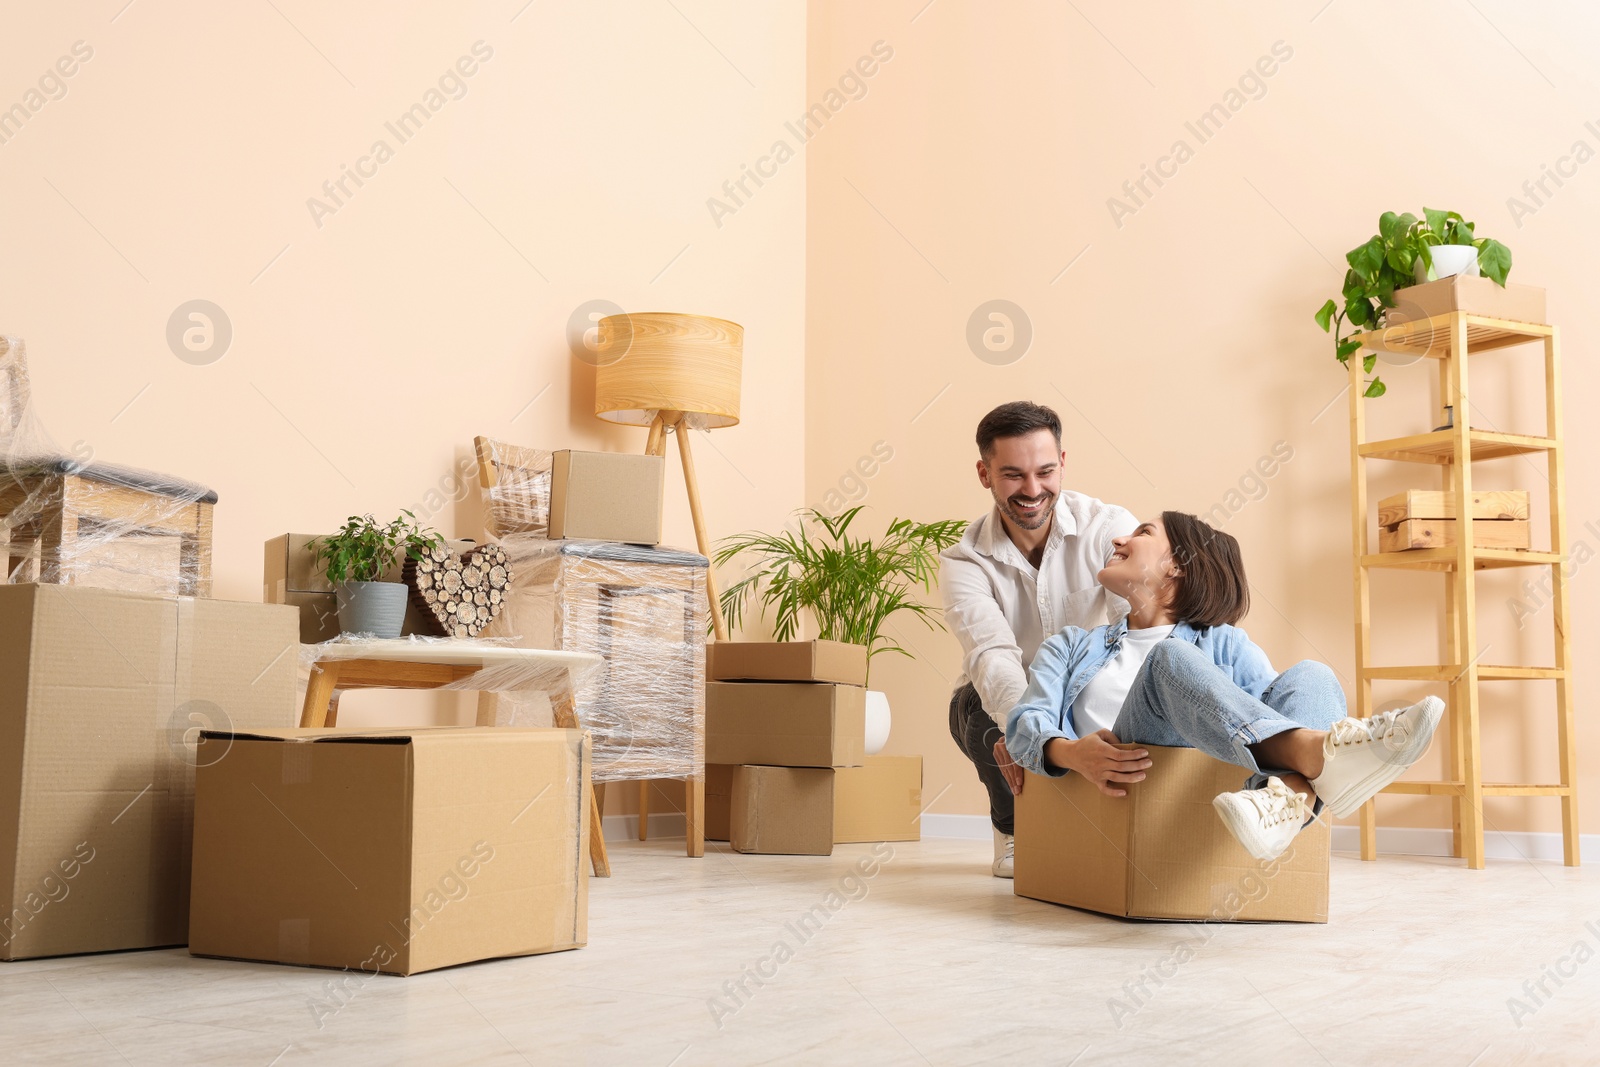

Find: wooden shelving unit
<box><xmin>1348</xmin><ymin>310</ymin><xmax>1578</xmax><ymax>869</ymax></box>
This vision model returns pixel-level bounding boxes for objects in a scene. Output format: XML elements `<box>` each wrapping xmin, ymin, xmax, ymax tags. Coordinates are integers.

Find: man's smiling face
<box><xmin>977</xmin><ymin>428</ymin><xmax>1063</xmax><ymax>532</ymax></box>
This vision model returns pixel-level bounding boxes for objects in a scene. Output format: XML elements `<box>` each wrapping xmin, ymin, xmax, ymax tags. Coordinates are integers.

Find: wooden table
<box><xmin>297</xmin><ymin>640</ymin><xmax>613</xmax><ymax>875</ymax></box>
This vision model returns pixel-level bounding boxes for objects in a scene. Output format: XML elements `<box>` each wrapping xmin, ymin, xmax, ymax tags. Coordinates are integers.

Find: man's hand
<box><xmin>1043</xmin><ymin>730</ymin><xmax>1152</xmax><ymax>797</ymax></box>
<box><xmin>992</xmin><ymin>739</ymin><xmax>1024</xmax><ymax>796</ymax></box>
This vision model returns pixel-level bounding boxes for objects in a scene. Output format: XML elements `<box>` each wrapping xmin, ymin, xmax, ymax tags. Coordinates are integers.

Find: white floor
<box><xmin>3</xmin><ymin>837</ymin><xmax>1597</xmax><ymax>1066</ymax></box>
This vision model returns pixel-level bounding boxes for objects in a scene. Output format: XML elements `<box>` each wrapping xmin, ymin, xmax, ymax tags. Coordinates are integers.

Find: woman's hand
<box><xmin>992</xmin><ymin>739</ymin><xmax>1024</xmax><ymax>796</ymax></box>
<box><xmin>1043</xmin><ymin>730</ymin><xmax>1152</xmax><ymax>797</ymax></box>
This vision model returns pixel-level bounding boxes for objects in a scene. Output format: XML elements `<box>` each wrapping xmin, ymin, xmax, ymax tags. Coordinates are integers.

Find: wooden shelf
<box><xmin>1360</xmin><ymin>665</ymin><xmax>1566</xmax><ymax>682</ymax></box>
<box><xmin>1381</xmin><ymin>781</ymin><xmax>1574</xmax><ymax>797</ymax></box>
<box><xmin>1359</xmin><ymin>429</ymin><xmax>1557</xmax><ymax>465</ymax></box>
<box><xmin>1353</xmin><ymin>313</ymin><xmax>1552</xmax><ymax>358</ymax></box>
<box><xmin>1361</xmin><ymin>548</ymin><xmax>1562</xmax><ymax>572</ymax></box>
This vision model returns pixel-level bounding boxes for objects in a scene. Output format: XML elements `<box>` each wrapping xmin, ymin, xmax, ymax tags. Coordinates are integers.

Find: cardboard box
<box><xmin>1015</xmin><ymin>746</ymin><xmax>1329</xmax><ymax>923</ymax></box>
<box><xmin>1388</xmin><ymin>275</ymin><xmax>1546</xmax><ymax>326</ymax></box>
<box><xmin>548</xmin><ymin>451</ymin><xmax>664</xmax><ymax>545</ymax></box>
<box><xmin>1376</xmin><ymin>489</ymin><xmax>1530</xmax><ymax>526</ymax></box>
<box><xmin>705</xmin><ymin>682</ymin><xmax>865</xmax><ymax>768</ymax></box>
<box><xmin>190</xmin><ymin>726</ymin><xmax>589</xmax><ymax>976</ymax></box>
<box><xmin>0</xmin><ymin>585</ymin><xmax>299</xmax><ymax>960</ymax></box>
<box><xmin>834</xmin><ymin>756</ymin><xmax>922</xmax><ymax>843</ymax></box>
<box><xmin>708</xmin><ymin>640</ymin><xmax>868</xmax><ymax>686</ymax></box>
<box><xmin>263</xmin><ymin>533</ymin><xmax>481</xmax><ymax>643</ymax></box>
<box><xmin>730</xmin><ymin>766</ymin><xmax>833</xmax><ymax>855</ymax></box>
<box><xmin>1379</xmin><ymin>517</ymin><xmax>1530</xmax><ymax>552</ymax></box>
<box><xmin>705</xmin><ymin>763</ymin><xmax>733</xmax><ymax>842</ymax></box>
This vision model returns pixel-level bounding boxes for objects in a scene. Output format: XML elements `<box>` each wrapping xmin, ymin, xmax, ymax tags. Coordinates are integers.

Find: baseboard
<box><xmin>601</xmin><ymin>812</ymin><xmax>686</xmax><ymax>842</ymax></box>
<box><xmin>916</xmin><ymin>811</ymin><xmax>1597</xmax><ymax>863</ymax></box>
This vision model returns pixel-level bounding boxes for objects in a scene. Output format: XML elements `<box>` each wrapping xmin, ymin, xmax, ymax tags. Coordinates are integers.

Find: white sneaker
<box><xmin>992</xmin><ymin>829</ymin><xmax>1015</xmax><ymax>879</ymax></box>
<box><xmin>1213</xmin><ymin>777</ymin><xmax>1315</xmax><ymax>861</ymax></box>
<box><xmin>1310</xmin><ymin>697</ymin><xmax>1446</xmax><ymax>818</ymax></box>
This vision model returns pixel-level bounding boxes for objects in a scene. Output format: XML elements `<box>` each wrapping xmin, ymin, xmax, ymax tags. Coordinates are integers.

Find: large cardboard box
<box><xmin>1014</xmin><ymin>746</ymin><xmax>1329</xmax><ymax>923</ymax></box>
<box><xmin>190</xmin><ymin>726</ymin><xmax>589</xmax><ymax>976</ymax></box>
<box><xmin>548</xmin><ymin>451</ymin><xmax>664</xmax><ymax>545</ymax></box>
<box><xmin>1388</xmin><ymin>275</ymin><xmax>1546</xmax><ymax>326</ymax></box>
<box><xmin>834</xmin><ymin>756</ymin><xmax>922</xmax><ymax>843</ymax></box>
<box><xmin>708</xmin><ymin>640</ymin><xmax>868</xmax><ymax>686</ymax></box>
<box><xmin>730</xmin><ymin>766</ymin><xmax>833</xmax><ymax>856</ymax></box>
<box><xmin>704</xmin><ymin>763</ymin><xmax>733</xmax><ymax>841</ymax></box>
<box><xmin>264</xmin><ymin>533</ymin><xmax>480</xmax><ymax>643</ymax></box>
<box><xmin>0</xmin><ymin>585</ymin><xmax>299</xmax><ymax>960</ymax></box>
<box><xmin>705</xmin><ymin>682</ymin><xmax>865</xmax><ymax>768</ymax></box>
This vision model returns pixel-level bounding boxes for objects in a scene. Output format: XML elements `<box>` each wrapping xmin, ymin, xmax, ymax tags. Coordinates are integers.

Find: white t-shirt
<box><xmin>1070</xmin><ymin>625</ymin><xmax>1175</xmax><ymax>736</ymax></box>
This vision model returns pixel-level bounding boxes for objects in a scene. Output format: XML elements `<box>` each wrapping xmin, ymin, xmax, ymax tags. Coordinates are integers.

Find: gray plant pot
<box><xmin>334</xmin><ymin>581</ymin><xmax>408</xmax><ymax>638</ymax></box>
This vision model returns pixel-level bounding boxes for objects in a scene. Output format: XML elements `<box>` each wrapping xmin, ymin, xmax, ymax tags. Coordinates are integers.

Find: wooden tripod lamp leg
<box><xmin>670</xmin><ymin>415</ymin><xmax>729</xmax><ymax>641</ymax></box>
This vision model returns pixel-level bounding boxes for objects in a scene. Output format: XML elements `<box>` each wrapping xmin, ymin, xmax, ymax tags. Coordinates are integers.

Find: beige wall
<box><xmin>805</xmin><ymin>1</ymin><xmax>1599</xmax><ymax>836</ymax></box>
<box><xmin>2</xmin><ymin>2</ymin><xmax>807</xmax><ymax>734</ymax></box>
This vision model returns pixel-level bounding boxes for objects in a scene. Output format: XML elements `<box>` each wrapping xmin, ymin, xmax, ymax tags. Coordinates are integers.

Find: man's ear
<box><xmin>976</xmin><ymin>458</ymin><xmax>992</xmax><ymax>489</ymax></box>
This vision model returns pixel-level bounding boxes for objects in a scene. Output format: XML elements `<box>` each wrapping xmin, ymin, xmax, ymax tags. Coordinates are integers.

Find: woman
<box><xmin>1002</xmin><ymin>511</ymin><xmax>1443</xmax><ymax>861</ymax></box>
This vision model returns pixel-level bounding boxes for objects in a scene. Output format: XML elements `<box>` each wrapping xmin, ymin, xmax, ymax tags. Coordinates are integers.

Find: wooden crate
<box><xmin>1376</xmin><ymin>489</ymin><xmax>1529</xmax><ymax>526</ymax></box>
<box><xmin>1379</xmin><ymin>517</ymin><xmax>1530</xmax><ymax>553</ymax></box>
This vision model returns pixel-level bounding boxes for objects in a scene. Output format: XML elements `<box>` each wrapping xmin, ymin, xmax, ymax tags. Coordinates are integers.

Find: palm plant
<box><xmin>714</xmin><ymin>506</ymin><xmax>968</xmax><ymax>682</ymax></box>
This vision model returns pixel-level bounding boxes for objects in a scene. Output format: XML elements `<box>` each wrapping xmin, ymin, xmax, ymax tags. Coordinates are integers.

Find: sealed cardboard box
<box><xmin>1014</xmin><ymin>746</ymin><xmax>1329</xmax><ymax>923</ymax></box>
<box><xmin>731</xmin><ymin>766</ymin><xmax>833</xmax><ymax>856</ymax></box>
<box><xmin>264</xmin><ymin>533</ymin><xmax>480</xmax><ymax>643</ymax></box>
<box><xmin>190</xmin><ymin>726</ymin><xmax>589</xmax><ymax>976</ymax></box>
<box><xmin>834</xmin><ymin>756</ymin><xmax>922</xmax><ymax>843</ymax></box>
<box><xmin>705</xmin><ymin>763</ymin><xmax>734</xmax><ymax>842</ymax></box>
<box><xmin>1388</xmin><ymin>275</ymin><xmax>1546</xmax><ymax>326</ymax></box>
<box><xmin>0</xmin><ymin>585</ymin><xmax>299</xmax><ymax>961</ymax></box>
<box><xmin>548</xmin><ymin>451</ymin><xmax>664</xmax><ymax>545</ymax></box>
<box><xmin>708</xmin><ymin>639</ymin><xmax>868</xmax><ymax>686</ymax></box>
<box><xmin>706</xmin><ymin>682</ymin><xmax>865</xmax><ymax>768</ymax></box>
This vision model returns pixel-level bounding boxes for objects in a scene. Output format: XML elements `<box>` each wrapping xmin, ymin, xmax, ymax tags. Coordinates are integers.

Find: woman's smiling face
<box><xmin>1098</xmin><ymin>520</ymin><xmax>1180</xmax><ymax>604</ymax></box>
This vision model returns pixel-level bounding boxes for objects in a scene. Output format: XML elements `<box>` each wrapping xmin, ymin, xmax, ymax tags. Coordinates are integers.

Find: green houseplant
<box><xmin>1315</xmin><ymin>208</ymin><xmax>1512</xmax><ymax>397</ymax></box>
<box><xmin>715</xmin><ymin>506</ymin><xmax>967</xmax><ymax>753</ymax></box>
<box><xmin>308</xmin><ymin>511</ymin><xmax>442</xmax><ymax>638</ymax></box>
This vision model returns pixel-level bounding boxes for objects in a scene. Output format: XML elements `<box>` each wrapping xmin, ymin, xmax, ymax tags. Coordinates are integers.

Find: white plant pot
<box><xmin>1414</xmin><ymin>244</ymin><xmax>1480</xmax><ymax>284</ymax></box>
<box><xmin>864</xmin><ymin>689</ymin><xmax>891</xmax><ymax>755</ymax></box>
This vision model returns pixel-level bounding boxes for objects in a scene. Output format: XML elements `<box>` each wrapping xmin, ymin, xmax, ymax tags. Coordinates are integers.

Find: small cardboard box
<box><xmin>730</xmin><ymin>766</ymin><xmax>834</xmax><ymax>856</ymax></box>
<box><xmin>264</xmin><ymin>533</ymin><xmax>480</xmax><ymax>643</ymax></box>
<box><xmin>1388</xmin><ymin>275</ymin><xmax>1546</xmax><ymax>326</ymax></box>
<box><xmin>708</xmin><ymin>640</ymin><xmax>868</xmax><ymax>686</ymax></box>
<box><xmin>704</xmin><ymin>764</ymin><xmax>734</xmax><ymax>841</ymax></box>
<box><xmin>190</xmin><ymin>726</ymin><xmax>589</xmax><ymax>976</ymax></box>
<box><xmin>1015</xmin><ymin>746</ymin><xmax>1329</xmax><ymax>923</ymax></box>
<box><xmin>705</xmin><ymin>682</ymin><xmax>865</xmax><ymax>768</ymax></box>
<box><xmin>548</xmin><ymin>451</ymin><xmax>664</xmax><ymax>545</ymax></box>
<box><xmin>0</xmin><ymin>585</ymin><xmax>299</xmax><ymax>961</ymax></box>
<box><xmin>834</xmin><ymin>756</ymin><xmax>922</xmax><ymax>843</ymax></box>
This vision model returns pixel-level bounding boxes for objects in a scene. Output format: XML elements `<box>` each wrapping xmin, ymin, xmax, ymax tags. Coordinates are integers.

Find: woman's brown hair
<box><xmin>1162</xmin><ymin>510</ymin><xmax>1249</xmax><ymax>628</ymax></box>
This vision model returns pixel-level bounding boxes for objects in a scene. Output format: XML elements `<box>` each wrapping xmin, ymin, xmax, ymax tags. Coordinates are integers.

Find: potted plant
<box><xmin>308</xmin><ymin>511</ymin><xmax>443</xmax><ymax>639</ymax></box>
<box><xmin>1314</xmin><ymin>207</ymin><xmax>1512</xmax><ymax>397</ymax></box>
<box><xmin>715</xmin><ymin>506</ymin><xmax>967</xmax><ymax>754</ymax></box>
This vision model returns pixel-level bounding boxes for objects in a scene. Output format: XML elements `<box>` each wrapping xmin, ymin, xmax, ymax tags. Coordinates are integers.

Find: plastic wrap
<box><xmin>476</xmin><ymin>435</ymin><xmax>554</xmax><ymax>539</ymax></box>
<box><xmin>1</xmin><ymin>335</ymin><xmax>216</xmax><ymax>597</ymax></box>
<box><xmin>295</xmin><ymin>633</ymin><xmax>605</xmax><ymax>704</ymax></box>
<box><xmin>482</xmin><ymin>535</ymin><xmax>707</xmax><ymax>783</ymax></box>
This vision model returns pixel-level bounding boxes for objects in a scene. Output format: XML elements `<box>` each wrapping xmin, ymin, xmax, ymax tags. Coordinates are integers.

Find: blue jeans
<box><xmin>1111</xmin><ymin>639</ymin><xmax>1346</xmax><ymax>802</ymax></box>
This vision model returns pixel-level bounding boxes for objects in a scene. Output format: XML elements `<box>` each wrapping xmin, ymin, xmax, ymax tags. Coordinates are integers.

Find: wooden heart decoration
<box><xmin>404</xmin><ymin>541</ymin><xmax>512</xmax><ymax>638</ymax></box>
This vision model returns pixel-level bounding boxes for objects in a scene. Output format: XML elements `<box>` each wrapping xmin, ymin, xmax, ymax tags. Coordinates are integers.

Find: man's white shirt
<box><xmin>939</xmin><ymin>491</ymin><xmax>1138</xmax><ymax>725</ymax></box>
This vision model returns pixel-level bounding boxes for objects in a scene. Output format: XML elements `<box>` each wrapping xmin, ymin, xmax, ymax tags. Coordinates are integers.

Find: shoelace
<box><xmin>1328</xmin><ymin>711</ymin><xmax>1411</xmax><ymax>752</ymax></box>
<box><xmin>1248</xmin><ymin>779</ymin><xmax>1313</xmax><ymax>828</ymax></box>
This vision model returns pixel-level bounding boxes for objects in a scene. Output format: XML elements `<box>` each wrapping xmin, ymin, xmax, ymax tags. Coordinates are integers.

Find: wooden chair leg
<box><xmin>638</xmin><ymin>781</ymin><xmax>649</xmax><ymax>841</ymax></box>
<box><xmin>588</xmin><ymin>784</ymin><xmax>611</xmax><ymax>878</ymax></box>
<box><xmin>299</xmin><ymin>662</ymin><xmax>342</xmax><ymax>728</ymax></box>
<box><xmin>686</xmin><ymin>772</ymin><xmax>704</xmax><ymax>858</ymax></box>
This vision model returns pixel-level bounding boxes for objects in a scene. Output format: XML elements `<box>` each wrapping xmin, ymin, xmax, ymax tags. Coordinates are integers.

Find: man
<box><xmin>940</xmin><ymin>401</ymin><xmax>1138</xmax><ymax>877</ymax></box>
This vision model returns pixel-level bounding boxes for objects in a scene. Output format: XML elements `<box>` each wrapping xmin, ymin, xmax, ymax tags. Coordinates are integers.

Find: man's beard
<box><xmin>998</xmin><ymin>491</ymin><xmax>1053</xmax><ymax>531</ymax></box>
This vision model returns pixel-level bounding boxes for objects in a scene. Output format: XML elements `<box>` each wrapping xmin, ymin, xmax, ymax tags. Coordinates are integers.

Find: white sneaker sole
<box><xmin>1212</xmin><ymin>795</ymin><xmax>1299</xmax><ymax>861</ymax></box>
<box><xmin>1322</xmin><ymin>697</ymin><xmax>1446</xmax><ymax>818</ymax></box>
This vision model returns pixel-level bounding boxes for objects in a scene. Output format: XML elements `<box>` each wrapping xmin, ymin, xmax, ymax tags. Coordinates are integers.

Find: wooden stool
<box><xmin>297</xmin><ymin>641</ymin><xmax>612</xmax><ymax>877</ymax></box>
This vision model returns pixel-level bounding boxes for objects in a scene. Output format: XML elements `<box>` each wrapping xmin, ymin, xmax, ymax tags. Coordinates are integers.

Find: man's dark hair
<box><xmin>1162</xmin><ymin>510</ymin><xmax>1249</xmax><ymax>628</ymax></box>
<box><xmin>975</xmin><ymin>401</ymin><xmax>1062</xmax><ymax>459</ymax></box>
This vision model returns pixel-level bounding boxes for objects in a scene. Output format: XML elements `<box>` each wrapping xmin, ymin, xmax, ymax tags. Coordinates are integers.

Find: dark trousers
<box><xmin>948</xmin><ymin>683</ymin><xmax>1013</xmax><ymax>835</ymax></box>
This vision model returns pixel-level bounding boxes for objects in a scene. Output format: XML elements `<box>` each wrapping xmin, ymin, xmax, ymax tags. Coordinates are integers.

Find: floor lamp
<box><xmin>593</xmin><ymin>311</ymin><xmax>741</xmax><ymax>642</ymax></box>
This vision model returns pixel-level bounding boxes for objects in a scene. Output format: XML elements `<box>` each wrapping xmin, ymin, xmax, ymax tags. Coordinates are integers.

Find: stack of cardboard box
<box><xmin>704</xmin><ymin>640</ymin><xmax>923</xmax><ymax>855</ymax></box>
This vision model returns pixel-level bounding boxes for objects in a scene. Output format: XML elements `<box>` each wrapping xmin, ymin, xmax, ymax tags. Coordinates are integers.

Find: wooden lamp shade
<box><xmin>593</xmin><ymin>312</ymin><xmax>742</xmax><ymax>427</ymax></box>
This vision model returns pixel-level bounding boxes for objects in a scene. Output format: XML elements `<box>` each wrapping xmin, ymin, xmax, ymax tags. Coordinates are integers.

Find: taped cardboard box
<box><xmin>705</xmin><ymin>682</ymin><xmax>865</xmax><ymax>769</ymax></box>
<box><xmin>1014</xmin><ymin>745</ymin><xmax>1329</xmax><ymax>923</ymax></box>
<box><xmin>708</xmin><ymin>640</ymin><xmax>868</xmax><ymax>686</ymax></box>
<box><xmin>548</xmin><ymin>451</ymin><xmax>664</xmax><ymax>545</ymax></box>
<box><xmin>190</xmin><ymin>726</ymin><xmax>589</xmax><ymax>976</ymax></box>
<box><xmin>263</xmin><ymin>533</ymin><xmax>480</xmax><ymax>643</ymax></box>
<box><xmin>0</xmin><ymin>585</ymin><xmax>299</xmax><ymax>961</ymax></box>
<box><xmin>730</xmin><ymin>766</ymin><xmax>833</xmax><ymax>856</ymax></box>
<box><xmin>834</xmin><ymin>756</ymin><xmax>922</xmax><ymax>843</ymax></box>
